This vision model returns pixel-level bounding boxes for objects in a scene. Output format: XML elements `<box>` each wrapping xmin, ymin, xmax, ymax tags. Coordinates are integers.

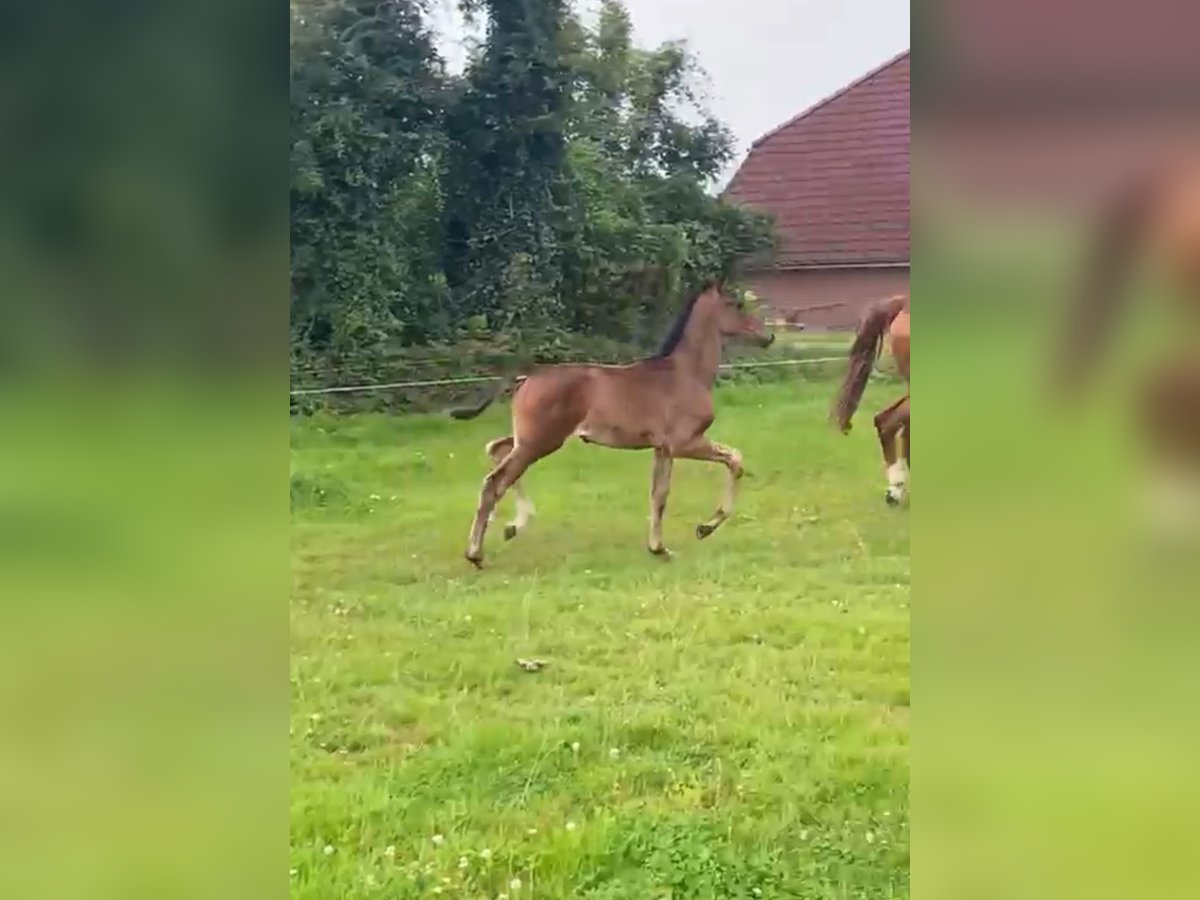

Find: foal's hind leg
<box><xmin>466</xmin><ymin>443</ymin><xmax>548</xmax><ymax>567</ymax></box>
<box><xmin>874</xmin><ymin>395</ymin><xmax>910</xmax><ymax>505</ymax></box>
<box><xmin>485</xmin><ymin>436</ymin><xmax>534</xmax><ymax>540</ymax></box>
<box><xmin>676</xmin><ymin>439</ymin><xmax>744</xmax><ymax>539</ymax></box>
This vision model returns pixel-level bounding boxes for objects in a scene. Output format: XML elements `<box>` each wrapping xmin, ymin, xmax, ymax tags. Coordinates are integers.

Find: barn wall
<box><xmin>746</xmin><ymin>266</ymin><xmax>909</xmax><ymax>330</ymax></box>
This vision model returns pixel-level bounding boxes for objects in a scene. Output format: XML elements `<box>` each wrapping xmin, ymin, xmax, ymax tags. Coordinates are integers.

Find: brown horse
<box><xmin>830</xmin><ymin>294</ymin><xmax>911</xmax><ymax>505</ymax></box>
<box><xmin>1058</xmin><ymin>161</ymin><xmax>1200</xmax><ymax>529</ymax></box>
<box><xmin>449</xmin><ymin>282</ymin><xmax>775</xmax><ymax>567</ymax></box>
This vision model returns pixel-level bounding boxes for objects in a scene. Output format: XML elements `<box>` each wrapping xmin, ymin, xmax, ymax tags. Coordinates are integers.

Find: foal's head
<box><xmin>706</xmin><ymin>282</ymin><xmax>775</xmax><ymax>348</ymax></box>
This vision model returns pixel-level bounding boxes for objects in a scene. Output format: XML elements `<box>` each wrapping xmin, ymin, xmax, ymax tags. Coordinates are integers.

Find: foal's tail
<box><xmin>447</xmin><ymin>376</ymin><xmax>526</xmax><ymax>420</ymax></box>
<box><xmin>1057</xmin><ymin>170</ymin><xmax>1161</xmax><ymax>393</ymax></box>
<box><xmin>831</xmin><ymin>294</ymin><xmax>907</xmax><ymax>434</ymax></box>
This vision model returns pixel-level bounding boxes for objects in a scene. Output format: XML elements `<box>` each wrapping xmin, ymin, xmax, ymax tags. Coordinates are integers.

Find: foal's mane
<box><xmin>651</xmin><ymin>281</ymin><xmax>719</xmax><ymax>359</ymax></box>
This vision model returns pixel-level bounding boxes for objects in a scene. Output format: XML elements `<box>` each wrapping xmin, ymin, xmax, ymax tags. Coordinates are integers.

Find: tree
<box><xmin>290</xmin><ymin>0</ymin><xmax>449</xmax><ymax>357</ymax></box>
<box><xmin>289</xmin><ymin>0</ymin><xmax>775</xmax><ymax>370</ymax></box>
<box><xmin>441</xmin><ymin>0</ymin><xmax>573</xmax><ymax>342</ymax></box>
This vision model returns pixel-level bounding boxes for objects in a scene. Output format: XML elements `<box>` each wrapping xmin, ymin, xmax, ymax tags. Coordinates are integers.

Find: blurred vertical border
<box><xmin>916</xmin><ymin>2</ymin><xmax>1200</xmax><ymax>898</ymax></box>
<box><xmin>0</xmin><ymin>1</ymin><xmax>285</xmax><ymax>898</ymax></box>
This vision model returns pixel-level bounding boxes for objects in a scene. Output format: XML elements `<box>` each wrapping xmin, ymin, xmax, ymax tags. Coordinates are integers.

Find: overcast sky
<box><xmin>429</xmin><ymin>0</ymin><xmax>910</xmax><ymax>185</ymax></box>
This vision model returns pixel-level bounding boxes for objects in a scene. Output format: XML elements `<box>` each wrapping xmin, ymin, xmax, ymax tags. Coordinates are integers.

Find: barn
<box><xmin>723</xmin><ymin>51</ymin><xmax>910</xmax><ymax>330</ymax></box>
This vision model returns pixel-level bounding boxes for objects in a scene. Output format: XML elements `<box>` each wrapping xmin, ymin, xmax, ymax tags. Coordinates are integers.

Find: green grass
<box><xmin>290</xmin><ymin>380</ymin><xmax>909</xmax><ymax>899</ymax></box>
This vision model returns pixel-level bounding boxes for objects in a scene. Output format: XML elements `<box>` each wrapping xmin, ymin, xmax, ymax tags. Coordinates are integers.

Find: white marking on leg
<box><xmin>510</xmin><ymin>490</ymin><xmax>535</xmax><ymax>531</ymax></box>
<box><xmin>886</xmin><ymin>460</ymin><xmax>909</xmax><ymax>502</ymax></box>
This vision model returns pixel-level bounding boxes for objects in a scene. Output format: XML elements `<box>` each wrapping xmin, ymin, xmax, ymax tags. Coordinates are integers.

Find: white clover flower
<box><xmin>384</xmin><ymin>844</ymin><xmax>396</xmax><ymax>858</ymax></box>
<box><xmin>571</xmin><ymin>741</ymin><xmax>580</xmax><ymax>753</ymax></box>
<box><xmin>480</xmin><ymin>848</ymin><xmax>492</xmax><ymax>861</ymax></box>
<box><xmin>431</xmin><ymin>834</ymin><xmax>445</xmax><ymax>846</ymax></box>
<box><xmin>459</xmin><ymin>856</ymin><xmax>469</xmax><ymax>869</ymax></box>
<box><xmin>322</xmin><ymin>845</ymin><xmax>334</xmax><ymax>856</ymax></box>
<box><xmin>566</xmin><ymin>821</ymin><xmax>577</xmax><ymax>832</ymax></box>
<box><xmin>609</xmin><ymin>747</ymin><xmax>620</xmax><ymax>759</ymax></box>
<box><xmin>510</xmin><ymin>877</ymin><xmax>523</xmax><ymax>890</ymax></box>
<box><xmin>866</xmin><ymin>831</ymin><xmax>875</xmax><ymax>844</ymax></box>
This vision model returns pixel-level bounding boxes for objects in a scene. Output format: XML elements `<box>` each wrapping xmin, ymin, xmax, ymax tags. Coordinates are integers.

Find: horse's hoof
<box><xmin>503</xmin><ymin>524</ymin><xmax>518</xmax><ymax>541</ymax></box>
<box><xmin>885</xmin><ymin>489</ymin><xmax>903</xmax><ymax>506</ymax></box>
<box><xmin>696</xmin><ymin>523</ymin><xmax>715</xmax><ymax>540</ymax></box>
<box><xmin>649</xmin><ymin>546</ymin><xmax>673</xmax><ymax>560</ymax></box>
<box><xmin>465</xmin><ymin>552</ymin><xmax>484</xmax><ymax>569</ymax></box>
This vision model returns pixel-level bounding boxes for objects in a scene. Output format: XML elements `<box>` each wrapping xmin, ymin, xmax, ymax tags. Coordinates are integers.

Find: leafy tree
<box><xmin>290</xmin><ymin>0</ymin><xmax>449</xmax><ymax>357</ymax></box>
<box><xmin>289</xmin><ymin>0</ymin><xmax>775</xmax><ymax>372</ymax></box>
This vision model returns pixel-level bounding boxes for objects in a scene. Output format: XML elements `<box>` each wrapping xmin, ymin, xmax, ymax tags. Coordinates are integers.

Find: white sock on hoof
<box><xmin>885</xmin><ymin>460</ymin><xmax>908</xmax><ymax>501</ymax></box>
<box><xmin>511</xmin><ymin>496</ymin><xmax>535</xmax><ymax>530</ymax></box>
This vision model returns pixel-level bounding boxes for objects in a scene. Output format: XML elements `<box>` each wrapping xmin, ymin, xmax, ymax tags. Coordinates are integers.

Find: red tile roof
<box><xmin>724</xmin><ymin>51</ymin><xmax>910</xmax><ymax>269</ymax></box>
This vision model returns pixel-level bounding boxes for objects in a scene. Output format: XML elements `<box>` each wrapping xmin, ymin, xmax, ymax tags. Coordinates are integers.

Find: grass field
<box><xmin>290</xmin><ymin>378</ymin><xmax>909</xmax><ymax>899</ymax></box>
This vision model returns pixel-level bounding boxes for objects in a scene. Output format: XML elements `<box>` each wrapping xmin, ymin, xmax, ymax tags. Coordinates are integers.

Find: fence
<box><xmin>287</xmin><ymin>336</ymin><xmax>908</xmax><ymax>414</ymax></box>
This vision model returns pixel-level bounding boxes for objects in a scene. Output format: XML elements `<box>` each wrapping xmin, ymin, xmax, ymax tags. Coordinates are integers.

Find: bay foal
<box><xmin>450</xmin><ymin>282</ymin><xmax>774</xmax><ymax>567</ymax></box>
<box><xmin>831</xmin><ymin>294</ymin><xmax>911</xmax><ymax>504</ymax></box>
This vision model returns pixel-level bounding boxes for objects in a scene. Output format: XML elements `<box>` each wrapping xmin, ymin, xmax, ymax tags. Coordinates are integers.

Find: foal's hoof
<box><xmin>696</xmin><ymin>523</ymin><xmax>716</xmax><ymax>540</ymax></box>
<box><xmin>503</xmin><ymin>524</ymin><xmax>518</xmax><ymax>541</ymax></box>
<box><xmin>884</xmin><ymin>488</ymin><xmax>905</xmax><ymax>506</ymax></box>
<box><xmin>649</xmin><ymin>546</ymin><xmax>673</xmax><ymax>560</ymax></box>
<box><xmin>465</xmin><ymin>551</ymin><xmax>484</xmax><ymax>569</ymax></box>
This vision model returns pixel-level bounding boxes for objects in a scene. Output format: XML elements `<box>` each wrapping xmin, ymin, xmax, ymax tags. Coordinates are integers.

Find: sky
<box><xmin>428</xmin><ymin>0</ymin><xmax>911</xmax><ymax>186</ymax></box>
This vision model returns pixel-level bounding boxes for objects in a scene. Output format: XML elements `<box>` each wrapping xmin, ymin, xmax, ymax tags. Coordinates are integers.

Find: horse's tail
<box><xmin>831</xmin><ymin>294</ymin><xmax>906</xmax><ymax>434</ymax></box>
<box><xmin>446</xmin><ymin>376</ymin><xmax>526</xmax><ymax>420</ymax></box>
<box><xmin>1058</xmin><ymin>170</ymin><xmax>1161</xmax><ymax>392</ymax></box>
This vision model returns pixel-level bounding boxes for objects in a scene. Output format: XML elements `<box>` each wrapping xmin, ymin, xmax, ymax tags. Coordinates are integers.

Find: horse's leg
<box><xmin>676</xmin><ymin>438</ymin><xmax>744</xmax><ymax>539</ymax></box>
<box><xmin>483</xmin><ymin>437</ymin><xmax>510</xmax><ymax>526</ymax></box>
<box><xmin>465</xmin><ymin>443</ymin><xmax>544</xmax><ymax>568</ymax></box>
<box><xmin>875</xmin><ymin>395</ymin><xmax>910</xmax><ymax>505</ymax></box>
<box><xmin>647</xmin><ymin>448</ymin><xmax>674</xmax><ymax>557</ymax></box>
<box><xmin>485</xmin><ymin>435</ymin><xmax>534</xmax><ymax>540</ymax></box>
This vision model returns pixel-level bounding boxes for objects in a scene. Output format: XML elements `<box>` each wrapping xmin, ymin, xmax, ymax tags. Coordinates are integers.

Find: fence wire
<box><xmin>289</xmin><ymin>356</ymin><xmax>848</xmax><ymax>397</ymax></box>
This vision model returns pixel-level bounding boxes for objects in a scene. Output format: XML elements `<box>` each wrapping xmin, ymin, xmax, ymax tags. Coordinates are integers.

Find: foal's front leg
<box><xmin>676</xmin><ymin>438</ymin><xmax>744</xmax><ymax>539</ymax></box>
<box><xmin>647</xmin><ymin>448</ymin><xmax>674</xmax><ymax>557</ymax></box>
